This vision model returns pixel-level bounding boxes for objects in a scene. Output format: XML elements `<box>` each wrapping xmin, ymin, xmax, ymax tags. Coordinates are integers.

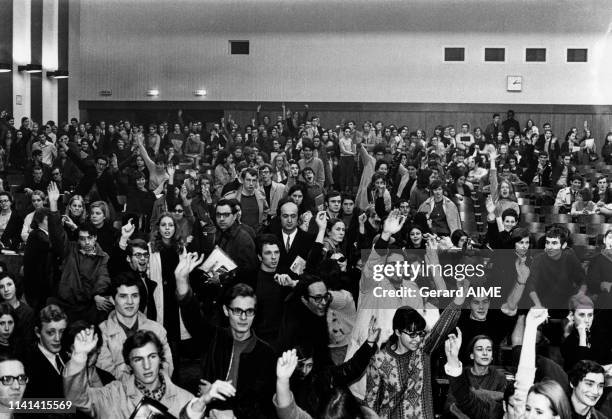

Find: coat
<box><xmin>417</xmin><ymin>196</ymin><xmax>462</xmax><ymax>235</ymax></box>
<box><xmin>48</xmin><ymin>211</ymin><xmax>111</xmax><ymax>322</ymax></box>
<box><xmin>97</xmin><ymin>310</ymin><xmax>174</xmax><ymax>380</ymax></box>
<box><xmin>64</xmin><ymin>367</ymin><xmax>193</xmax><ymax>419</ymax></box>
<box><xmin>259</xmin><ymin>181</ymin><xmax>286</xmax><ymax>217</ymax></box>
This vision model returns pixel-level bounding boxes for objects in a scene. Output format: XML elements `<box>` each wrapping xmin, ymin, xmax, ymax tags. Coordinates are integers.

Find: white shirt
<box><xmin>282</xmin><ymin>229</ymin><xmax>298</xmax><ymax>251</ymax></box>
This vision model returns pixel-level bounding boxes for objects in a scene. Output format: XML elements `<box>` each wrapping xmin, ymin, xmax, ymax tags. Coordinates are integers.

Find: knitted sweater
<box><xmin>365</xmin><ymin>302</ymin><xmax>462</xmax><ymax>419</ymax></box>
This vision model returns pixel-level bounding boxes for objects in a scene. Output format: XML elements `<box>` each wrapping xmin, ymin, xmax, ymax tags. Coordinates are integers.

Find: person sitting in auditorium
<box><xmin>553</xmin><ymin>174</ymin><xmax>584</xmax><ymax>214</ymax></box>
<box><xmin>47</xmin><ymin>182</ymin><xmax>112</xmax><ymax>323</ymax></box>
<box><xmin>527</xmin><ymin>226</ymin><xmax>585</xmax><ymax>320</ymax></box>
<box><xmin>23</xmin><ymin>304</ymin><xmax>67</xmax><ymax>399</ymax></box>
<box><xmin>64</xmin><ymin>328</ymin><xmax>193</xmax><ymax>418</ymax></box>
<box><xmin>485</xmin><ymin>197</ymin><xmax>519</xmax><ymax>249</ymax></box>
<box><xmin>570</xmin><ymin>188</ymin><xmax>597</xmax><ymax>216</ymax></box>
<box><xmin>175</xmin><ymin>251</ymin><xmax>277</xmax><ymax>418</ymax></box>
<box><xmin>97</xmin><ymin>273</ymin><xmax>173</xmax><ymax>380</ymax></box>
<box><xmin>0</xmin><ymin>274</ymin><xmax>35</xmax><ymax>350</ymax></box>
<box><xmin>568</xmin><ymin>360</ymin><xmax>607</xmax><ymax>419</ymax></box>
<box><xmin>0</xmin><ymin>192</ymin><xmax>23</xmax><ymax>251</ymax></box>
<box><xmin>417</xmin><ymin>179</ymin><xmax>462</xmax><ymax>237</ymax></box>
<box><xmin>444</xmin><ymin>329</ymin><xmax>507</xmax><ymax>419</ymax></box>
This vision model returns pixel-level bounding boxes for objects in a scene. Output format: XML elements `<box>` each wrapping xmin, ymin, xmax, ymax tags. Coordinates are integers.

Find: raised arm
<box><xmin>47</xmin><ymin>182</ymin><xmax>69</xmax><ymax>257</ymax></box>
<box><xmin>135</xmin><ymin>133</ymin><xmax>156</xmax><ymax>171</ymax></box>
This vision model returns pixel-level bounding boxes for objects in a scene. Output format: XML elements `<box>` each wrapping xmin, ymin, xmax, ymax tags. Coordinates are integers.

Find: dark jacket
<box><xmin>292</xmin><ymin>340</ymin><xmax>377</xmax><ymax>417</ymax></box>
<box><xmin>47</xmin><ymin>211</ymin><xmax>111</xmax><ymax>323</ymax></box>
<box><xmin>23</xmin><ymin>346</ymin><xmax>64</xmax><ymax>399</ymax></box>
<box><xmin>66</xmin><ymin>143</ymin><xmax>121</xmax><ymax>212</ymax></box>
<box><xmin>0</xmin><ymin>211</ymin><xmax>23</xmax><ymax>250</ymax></box>
<box><xmin>178</xmin><ymin>289</ymin><xmax>276</xmax><ymax>419</ymax></box>
<box><xmin>23</xmin><ymin>228</ymin><xmax>55</xmax><ymax>311</ymax></box>
<box><xmin>215</xmin><ymin>223</ymin><xmax>258</xmax><ymax>283</ymax></box>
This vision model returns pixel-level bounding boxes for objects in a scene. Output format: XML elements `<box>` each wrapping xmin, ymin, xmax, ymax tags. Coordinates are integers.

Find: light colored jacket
<box><xmin>97</xmin><ymin>310</ymin><xmax>174</xmax><ymax>379</ymax></box>
<box><xmin>259</xmin><ymin>181</ymin><xmax>286</xmax><ymax>217</ymax></box>
<box><xmin>418</xmin><ymin>196</ymin><xmax>462</xmax><ymax>235</ymax></box>
<box><xmin>64</xmin><ymin>368</ymin><xmax>193</xmax><ymax>419</ymax></box>
<box><xmin>356</xmin><ymin>144</ymin><xmax>376</xmax><ymax>211</ymax></box>
<box><xmin>227</xmin><ymin>186</ymin><xmax>270</xmax><ymax>226</ymax></box>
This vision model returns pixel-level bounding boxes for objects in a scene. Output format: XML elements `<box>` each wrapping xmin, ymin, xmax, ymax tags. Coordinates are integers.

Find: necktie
<box><xmin>55</xmin><ymin>354</ymin><xmax>64</xmax><ymax>375</ymax></box>
<box><xmin>285</xmin><ymin>235</ymin><xmax>291</xmax><ymax>252</ymax></box>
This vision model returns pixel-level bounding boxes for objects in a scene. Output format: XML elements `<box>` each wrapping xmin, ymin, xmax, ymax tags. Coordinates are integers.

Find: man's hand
<box><xmin>275</xmin><ymin>274</ymin><xmax>297</xmax><ymax>288</ymax></box>
<box><xmin>94</xmin><ymin>295</ymin><xmax>114</xmax><ymax>311</ymax></box>
<box><xmin>73</xmin><ymin>327</ymin><xmax>98</xmax><ymax>356</ymax></box>
<box><xmin>276</xmin><ymin>349</ymin><xmax>298</xmax><ymax>381</ymax></box>
<box><xmin>194</xmin><ymin>380</ymin><xmax>236</xmax><ymax>409</ymax></box>
<box><xmin>121</xmin><ymin>218</ymin><xmax>136</xmax><ymax>240</ymax></box>
<box><xmin>358</xmin><ymin>213</ymin><xmax>367</xmax><ymax>226</ymax></box>
<box><xmin>382</xmin><ymin>209</ymin><xmax>406</xmax><ymax>236</ymax></box>
<box><xmin>175</xmin><ymin>249</ymin><xmax>205</xmax><ymax>281</ymax></box>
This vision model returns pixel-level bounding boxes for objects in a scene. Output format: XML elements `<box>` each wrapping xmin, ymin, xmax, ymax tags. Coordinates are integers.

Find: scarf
<box><xmin>135</xmin><ymin>373</ymin><xmax>166</xmax><ymax>401</ymax></box>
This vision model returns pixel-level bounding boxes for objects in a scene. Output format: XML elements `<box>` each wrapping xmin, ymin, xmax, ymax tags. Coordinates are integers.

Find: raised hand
<box><xmin>315</xmin><ymin>210</ymin><xmax>327</xmax><ymax>230</ymax></box>
<box><xmin>167</xmin><ymin>164</ymin><xmax>176</xmax><ymax>178</ymax></box>
<box><xmin>526</xmin><ymin>307</ymin><xmax>549</xmax><ymax>328</ymax></box>
<box><xmin>444</xmin><ymin>327</ymin><xmax>462</xmax><ymax>362</ymax></box>
<box><xmin>276</xmin><ymin>349</ymin><xmax>298</xmax><ymax>381</ymax></box>
<box><xmin>175</xmin><ymin>248</ymin><xmax>205</xmax><ymax>280</ymax></box>
<box><xmin>358</xmin><ymin>213</ymin><xmax>367</xmax><ymax>225</ymax></box>
<box><xmin>121</xmin><ymin>218</ymin><xmax>135</xmax><ymax>239</ymax></box>
<box><xmin>382</xmin><ymin>209</ymin><xmax>406</xmax><ymax>235</ymax></box>
<box><xmin>47</xmin><ymin>182</ymin><xmax>60</xmax><ymax>204</ymax></box>
<box><xmin>73</xmin><ymin>327</ymin><xmax>98</xmax><ymax>356</ymax></box>
<box><xmin>366</xmin><ymin>316</ymin><xmax>381</xmax><ymax>344</ymax></box>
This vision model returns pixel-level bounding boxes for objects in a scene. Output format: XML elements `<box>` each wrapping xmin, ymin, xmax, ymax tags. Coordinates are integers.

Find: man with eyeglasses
<box><xmin>258</xmin><ymin>163</ymin><xmax>286</xmax><ymax>217</ymax></box>
<box><xmin>213</xmin><ymin>199</ymin><xmax>257</xmax><ymax>285</ymax></box>
<box><xmin>175</xmin><ymin>251</ymin><xmax>276</xmax><ymax>418</ymax></box>
<box><xmin>97</xmin><ymin>273</ymin><xmax>173</xmax><ymax>380</ymax></box>
<box><xmin>0</xmin><ymin>355</ymin><xmax>27</xmax><ymax>413</ymax></box>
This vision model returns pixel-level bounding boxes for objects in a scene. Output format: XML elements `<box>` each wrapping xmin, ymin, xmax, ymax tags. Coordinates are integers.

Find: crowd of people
<box><xmin>0</xmin><ymin>105</ymin><xmax>610</xmax><ymax>418</ymax></box>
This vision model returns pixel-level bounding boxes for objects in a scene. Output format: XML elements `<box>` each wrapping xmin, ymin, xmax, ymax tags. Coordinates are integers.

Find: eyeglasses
<box><xmin>132</xmin><ymin>252</ymin><xmax>150</xmax><ymax>259</ymax></box>
<box><xmin>226</xmin><ymin>307</ymin><xmax>255</xmax><ymax>317</ymax></box>
<box><xmin>174</xmin><ymin>209</ymin><xmax>184</xmax><ymax>213</ymax></box>
<box><xmin>308</xmin><ymin>292</ymin><xmax>332</xmax><ymax>305</ymax></box>
<box><xmin>332</xmin><ymin>256</ymin><xmax>346</xmax><ymax>263</ymax></box>
<box><xmin>0</xmin><ymin>375</ymin><xmax>28</xmax><ymax>386</ymax></box>
<box><xmin>400</xmin><ymin>330</ymin><xmax>427</xmax><ymax>339</ymax></box>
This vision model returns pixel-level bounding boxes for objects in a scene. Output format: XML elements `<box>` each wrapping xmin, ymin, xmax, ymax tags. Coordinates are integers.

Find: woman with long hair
<box><xmin>0</xmin><ymin>274</ymin><xmax>35</xmax><ymax>350</ymax></box>
<box><xmin>149</xmin><ymin>213</ymin><xmax>190</xmax><ymax>365</ymax></box>
<box><xmin>488</xmin><ymin>150</ymin><xmax>519</xmax><ymax>217</ymax></box>
<box><xmin>525</xmin><ymin>380</ymin><xmax>572</xmax><ymax>419</ymax></box>
<box><xmin>272</xmin><ymin>154</ymin><xmax>289</xmax><ymax>184</ymax></box>
<box><xmin>62</xmin><ymin>194</ymin><xmax>87</xmax><ymax>240</ymax></box>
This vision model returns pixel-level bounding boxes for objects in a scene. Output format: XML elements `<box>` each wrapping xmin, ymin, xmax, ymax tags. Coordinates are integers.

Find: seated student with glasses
<box><xmin>365</xmin><ymin>293</ymin><xmax>466</xmax><ymax>419</ymax></box>
<box><xmin>174</xmin><ymin>251</ymin><xmax>277</xmax><ymax>418</ymax></box>
<box><xmin>0</xmin><ymin>355</ymin><xmax>28</xmax><ymax>413</ymax></box>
